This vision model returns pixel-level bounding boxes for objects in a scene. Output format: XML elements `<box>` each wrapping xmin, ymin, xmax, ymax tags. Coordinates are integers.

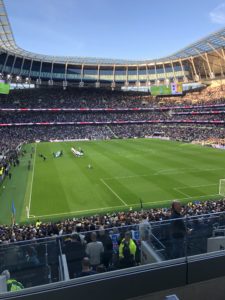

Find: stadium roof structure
<box><xmin>1</xmin><ymin>0</ymin><xmax>225</xmax><ymax>66</ymax></box>
<box><xmin>0</xmin><ymin>0</ymin><xmax>225</xmax><ymax>85</ymax></box>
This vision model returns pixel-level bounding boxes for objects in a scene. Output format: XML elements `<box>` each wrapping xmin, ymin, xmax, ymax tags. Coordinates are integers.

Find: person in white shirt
<box><xmin>85</xmin><ymin>232</ymin><xmax>104</xmax><ymax>269</ymax></box>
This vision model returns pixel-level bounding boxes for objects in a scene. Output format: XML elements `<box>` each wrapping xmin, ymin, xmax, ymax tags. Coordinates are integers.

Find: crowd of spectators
<box><xmin>1</xmin><ymin>85</ymin><xmax>225</xmax><ymax>286</ymax></box>
<box><xmin>1</xmin><ymin>85</ymin><xmax>225</xmax><ymax>242</ymax></box>
<box><xmin>0</xmin><ymin>198</ymin><xmax>224</xmax><ymax>244</ymax></box>
<box><xmin>2</xmin><ymin>110</ymin><xmax>225</xmax><ymax>124</ymax></box>
<box><xmin>1</xmin><ymin>124</ymin><xmax>225</xmax><ymax>155</ymax></box>
<box><xmin>0</xmin><ymin>85</ymin><xmax>225</xmax><ymax>155</ymax></box>
<box><xmin>0</xmin><ymin>88</ymin><xmax>153</xmax><ymax>109</ymax></box>
<box><xmin>0</xmin><ymin>84</ymin><xmax>225</xmax><ymax>109</ymax></box>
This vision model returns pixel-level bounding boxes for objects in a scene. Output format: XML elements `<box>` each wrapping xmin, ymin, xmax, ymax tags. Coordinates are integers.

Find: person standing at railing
<box><xmin>85</xmin><ymin>232</ymin><xmax>104</xmax><ymax>270</ymax></box>
<box><xmin>170</xmin><ymin>200</ymin><xmax>187</xmax><ymax>259</ymax></box>
<box><xmin>118</xmin><ymin>231</ymin><xmax>137</xmax><ymax>268</ymax></box>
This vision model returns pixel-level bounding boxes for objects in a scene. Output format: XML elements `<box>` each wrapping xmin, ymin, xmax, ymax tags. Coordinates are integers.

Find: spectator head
<box><xmin>172</xmin><ymin>200</ymin><xmax>182</xmax><ymax>213</ymax></box>
<box><xmin>82</xmin><ymin>257</ymin><xmax>91</xmax><ymax>269</ymax></box>
<box><xmin>98</xmin><ymin>226</ymin><xmax>105</xmax><ymax>236</ymax></box>
<box><xmin>124</xmin><ymin>231</ymin><xmax>131</xmax><ymax>242</ymax></box>
<box><xmin>91</xmin><ymin>231</ymin><xmax>97</xmax><ymax>242</ymax></box>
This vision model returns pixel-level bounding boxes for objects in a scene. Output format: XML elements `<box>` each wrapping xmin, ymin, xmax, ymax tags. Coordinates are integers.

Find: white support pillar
<box><xmin>39</xmin><ymin>60</ymin><xmax>43</xmax><ymax>79</ymax></box>
<box><xmin>51</xmin><ymin>61</ymin><xmax>54</xmax><ymax>80</ymax></box>
<box><xmin>11</xmin><ymin>55</ymin><xmax>16</xmax><ymax>74</ymax></box>
<box><xmin>146</xmin><ymin>64</ymin><xmax>150</xmax><ymax>86</ymax></box>
<box><xmin>2</xmin><ymin>52</ymin><xmax>8</xmax><ymax>73</ymax></box>
<box><xmin>97</xmin><ymin>64</ymin><xmax>100</xmax><ymax>82</ymax></box>
<box><xmin>19</xmin><ymin>57</ymin><xmax>25</xmax><ymax>76</ymax></box>
<box><xmin>162</xmin><ymin>63</ymin><xmax>169</xmax><ymax>84</ymax></box>
<box><xmin>179</xmin><ymin>59</ymin><xmax>187</xmax><ymax>82</ymax></box>
<box><xmin>125</xmin><ymin>65</ymin><xmax>129</xmax><ymax>86</ymax></box>
<box><xmin>189</xmin><ymin>57</ymin><xmax>199</xmax><ymax>81</ymax></box>
<box><xmin>137</xmin><ymin>65</ymin><xmax>139</xmax><ymax>85</ymax></box>
<box><xmin>154</xmin><ymin>63</ymin><xmax>158</xmax><ymax>84</ymax></box>
<box><xmin>28</xmin><ymin>59</ymin><xmax>33</xmax><ymax>79</ymax></box>
<box><xmin>64</xmin><ymin>62</ymin><xmax>68</xmax><ymax>81</ymax></box>
<box><xmin>111</xmin><ymin>65</ymin><xmax>116</xmax><ymax>89</ymax></box>
<box><xmin>171</xmin><ymin>61</ymin><xmax>176</xmax><ymax>83</ymax></box>
<box><xmin>205</xmin><ymin>53</ymin><xmax>214</xmax><ymax>79</ymax></box>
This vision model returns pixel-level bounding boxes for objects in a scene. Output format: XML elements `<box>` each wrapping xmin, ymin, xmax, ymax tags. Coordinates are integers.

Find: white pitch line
<box><xmin>173</xmin><ymin>187</ymin><xmax>191</xmax><ymax>198</ymax></box>
<box><xmin>28</xmin><ymin>204</ymin><xmax>127</xmax><ymax>219</ymax></box>
<box><xmin>174</xmin><ymin>183</ymin><xmax>218</xmax><ymax>190</ymax></box>
<box><xmin>131</xmin><ymin>193</ymin><xmax>220</xmax><ymax>207</ymax></box>
<box><xmin>28</xmin><ymin>193</ymin><xmax>221</xmax><ymax>219</ymax></box>
<box><xmin>154</xmin><ymin>167</ymin><xmax>224</xmax><ymax>175</ymax></box>
<box><xmin>27</xmin><ymin>144</ymin><xmax>37</xmax><ymax>218</ymax></box>
<box><xmin>100</xmin><ymin>178</ymin><xmax>128</xmax><ymax>206</ymax></box>
<box><xmin>103</xmin><ymin>174</ymin><xmax>149</xmax><ymax>180</ymax></box>
<box><xmin>103</xmin><ymin>168</ymin><xmax>225</xmax><ymax>181</ymax></box>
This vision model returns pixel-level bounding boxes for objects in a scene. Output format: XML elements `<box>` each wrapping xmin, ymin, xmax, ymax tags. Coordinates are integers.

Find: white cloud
<box><xmin>210</xmin><ymin>3</ymin><xmax>225</xmax><ymax>24</ymax></box>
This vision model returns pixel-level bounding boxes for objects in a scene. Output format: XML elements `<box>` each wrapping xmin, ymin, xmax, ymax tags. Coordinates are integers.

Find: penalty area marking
<box><xmin>103</xmin><ymin>168</ymin><xmax>225</xmax><ymax>181</ymax></box>
<box><xmin>143</xmin><ymin>193</ymin><xmax>220</xmax><ymax>206</ymax></box>
<box><xmin>173</xmin><ymin>188</ymin><xmax>190</xmax><ymax>198</ymax></box>
<box><xmin>100</xmin><ymin>178</ymin><xmax>128</xmax><ymax>206</ymax></box>
<box><xmin>28</xmin><ymin>193</ymin><xmax>220</xmax><ymax>219</ymax></box>
<box><xmin>173</xmin><ymin>183</ymin><xmax>218</xmax><ymax>198</ymax></box>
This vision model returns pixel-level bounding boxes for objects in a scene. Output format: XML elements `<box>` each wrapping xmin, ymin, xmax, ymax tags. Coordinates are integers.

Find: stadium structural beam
<box><xmin>38</xmin><ymin>60</ymin><xmax>43</xmax><ymax>82</ymax></box>
<box><xmin>64</xmin><ymin>62</ymin><xmax>68</xmax><ymax>81</ymax></box>
<box><xmin>171</xmin><ymin>60</ymin><xmax>176</xmax><ymax>82</ymax></box>
<box><xmin>19</xmin><ymin>57</ymin><xmax>25</xmax><ymax>76</ymax></box>
<box><xmin>179</xmin><ymin>59</ymin><xmax>186</xmax><ymax>80</ymax></box>
<box><xmin>81</xmin><ymin>64</ymin><xmax>84</xmax><ymax>82</ymax></box>
<box><xmin>202</xmin><ymin>61</ymin><xmax>209</xmax><ymax>79</ymax></box>
<box><xmin>204</xmin><ymin>53</ymin><xmax>214</xmax><ymax>78</ymax></box>
<box><xmin>113</xmin><ymin>64</ymin><xmax>115</xmax><ymax>82</ymax></box>
<box><xmin>207</xmin><ymin>43</ymin><xmax>225</xmax><ymax>63</ymax></box>
<box><xmin>162</xmin><ymin>62</ymin><xmax>166</xmax><ymax>78</ymax></box>
<box><xmin>145</xmin><ymin>64</ymin><xmax>148</xmax><ymax>84</ymax></box>
<box><xmin>219</xmin><ymin>60</ymin><xmax>224</xmax><ymax>77</ymax></box>
<box><xmin>126</xmin><ymin>65</ymin><xmax>128</xmax><ymax>84</ymax></box>
<box><xmin>50</xmin><ymin>61</ymin><xmax>54</xmax><ymax>81</ymax></box>
<box><xmin>98</xmin><ymin>64</ymin><xmax>100</xmax><ymax>81</ymax></box>
<box><xmin>145</xmin><ymin>64</ymin><xmax>149</xmax><ymax>85</ymax></box>
<box><xmin>193</xmin><ymin>48</ymin><xmax>208</xmax><ymax>63</ymax></box>
<box><xmin>1</xmin><ymin>51</ymin><xmax>8</xmax><ymax>73</ymax></box>
<box><xmin>137</xmin><ymin>65</ymin><xmax>139</xmax><ymax>84</ymax></box>
<box><xmin>28</xmin><ymin>59</ymin><xmax>33</xmax><ymax>79</ymax></box>
<box><xmin>189</xmin><ymin>56</ymin><xmax>199</xmax><ymax>81</ymax></box>
<box><xmin>154</xmin><ymin>63</ymin><xmax>158</xmax><ymax>83</ymax></box>
<box><xmin>10</xmin><ymin>54</ymin><xmax>16</xmax><ymax>74</ymax></box>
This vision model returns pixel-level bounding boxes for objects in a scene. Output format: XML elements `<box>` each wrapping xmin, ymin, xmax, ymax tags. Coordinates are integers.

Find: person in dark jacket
<box><xmin>170</xmin><ymin>200</ymin><xmax>187</xmax><ymax>259</ymax></box>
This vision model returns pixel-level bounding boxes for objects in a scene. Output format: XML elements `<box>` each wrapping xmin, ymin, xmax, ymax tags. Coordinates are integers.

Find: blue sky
<box><xmin>4</xmin><ymin>0</ymin><xmax>225</xmax><ymax>60</ymax></box>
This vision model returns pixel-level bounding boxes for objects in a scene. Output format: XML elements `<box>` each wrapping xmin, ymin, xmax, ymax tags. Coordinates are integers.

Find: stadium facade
<box><xmin>1</xmin><ymin>0</ymin><xmax>225</xmax><ymax>88</ymax></box>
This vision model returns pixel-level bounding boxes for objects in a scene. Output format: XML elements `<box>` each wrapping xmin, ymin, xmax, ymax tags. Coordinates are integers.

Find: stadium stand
<box><xmin>2</xmin><ymin>0</ymin><xmax>225</xmax><ymax>297</ymax></box>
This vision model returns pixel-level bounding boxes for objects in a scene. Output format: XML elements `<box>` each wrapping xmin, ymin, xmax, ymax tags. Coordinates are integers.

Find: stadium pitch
<box><xmin>0</xmin><ymin>138</ymin><xmax>224</xmax><ymax>224</ymax></box>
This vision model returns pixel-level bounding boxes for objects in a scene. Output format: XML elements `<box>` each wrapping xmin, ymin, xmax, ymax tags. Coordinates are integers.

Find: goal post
<box><xmin>219</xmin><ymin>179</ymin><xmax>225</xmax><ymax>196</ymax></box>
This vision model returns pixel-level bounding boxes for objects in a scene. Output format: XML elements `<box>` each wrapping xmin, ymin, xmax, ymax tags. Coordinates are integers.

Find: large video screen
<box><xmin>171</xmin><ymin>83</ymin><xmax>183</xmax><ymax>95</ymax></box>
<box><xmin>150</xmin><ymin>83</ymin><xmax>183</xmax><ymax>96</ymax></box>
<box><xmin>0</xmin><ymin>82</ymin><xmax>10</xmax><ymax>94</ymax></box>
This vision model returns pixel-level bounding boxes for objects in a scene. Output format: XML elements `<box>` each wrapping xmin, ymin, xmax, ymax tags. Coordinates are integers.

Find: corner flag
<box><xmin>11</xmin><ymin>200</ymin><xmax>16</xmax><ymax>225</ymax></box>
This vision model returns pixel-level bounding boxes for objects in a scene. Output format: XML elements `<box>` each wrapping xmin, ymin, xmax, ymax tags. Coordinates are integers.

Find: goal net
<box><xmin>219</xmin><ymin>179</ymin><xmax>225</xmax><ymax>196</ymax></box>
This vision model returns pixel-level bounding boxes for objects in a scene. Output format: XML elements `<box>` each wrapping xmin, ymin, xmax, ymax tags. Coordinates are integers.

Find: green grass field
<box><xmin>0</xmin><ymin>138</ymin><xmax>225</xmax><ymax>224</ymax></box>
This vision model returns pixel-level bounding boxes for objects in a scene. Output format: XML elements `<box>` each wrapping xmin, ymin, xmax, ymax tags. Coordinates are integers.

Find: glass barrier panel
<box><xmin>1</xmin><ymin>211</ymin><xmax>225</xmax><ymax>293</ymax></box>
<box><xmin>0</xmin><ymin>237</ymin><xmax>62</xmax><ymax>292</ymax></box>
